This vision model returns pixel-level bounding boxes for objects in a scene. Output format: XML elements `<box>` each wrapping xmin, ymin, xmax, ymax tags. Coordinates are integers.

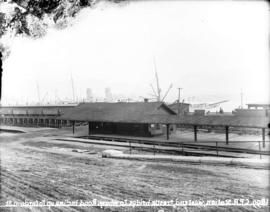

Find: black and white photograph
<box><xmin>0</xmin><ymin>0</ymin><xmax>269</xmax><ymax>211</ymax></box>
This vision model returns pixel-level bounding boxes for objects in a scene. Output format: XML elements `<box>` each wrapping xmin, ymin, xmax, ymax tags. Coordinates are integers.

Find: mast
<box><xmin>161</xmin><ymin>84</ymin><xmax>173</xmax><ymax>102</ymax></box>
<box><xmin>153</xmin><ymin>56</ymin><xmax>161</xmax><ymax>102</ymax></box>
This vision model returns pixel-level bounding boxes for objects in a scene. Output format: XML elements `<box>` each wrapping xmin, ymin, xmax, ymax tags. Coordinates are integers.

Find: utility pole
<box><xmin>177</xmin><ymin>87</ymin><xmax>183</xmax><ymax>116</ymax></box>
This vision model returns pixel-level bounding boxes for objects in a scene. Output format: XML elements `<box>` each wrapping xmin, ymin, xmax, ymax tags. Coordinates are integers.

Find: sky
<box><xmin>1</xmin><ymin>1</ymin><xmax>269</xmax><ymax>111</ymax></box>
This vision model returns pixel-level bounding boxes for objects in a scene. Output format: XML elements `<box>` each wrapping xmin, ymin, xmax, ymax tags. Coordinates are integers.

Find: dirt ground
<box><xmin>0</xmin><ymin>126</ymin><xmax>269</xmax><ymax>212</ymax></box>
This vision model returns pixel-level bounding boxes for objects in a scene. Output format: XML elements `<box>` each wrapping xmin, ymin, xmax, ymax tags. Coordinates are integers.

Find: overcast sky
<box><xmin>2</xmin><ymin>1</ymin><xmax>269</xmax><ymax>111</ymax></box>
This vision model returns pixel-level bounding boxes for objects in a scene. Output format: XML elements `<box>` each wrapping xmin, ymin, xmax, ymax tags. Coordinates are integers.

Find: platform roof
<box><xmin>60</xmin><ymin>102</ymin><xmax>177</xmax><ymax>123</ymax></box>
<box><xmin>128</xmin><ymin>114</ymin><xmax>268</xmax><ymax>128</ymax></box>
<box><xmin>177</xmin><ymin>115</ymin><xmax>269</xmax><ymax>129</ymax></box>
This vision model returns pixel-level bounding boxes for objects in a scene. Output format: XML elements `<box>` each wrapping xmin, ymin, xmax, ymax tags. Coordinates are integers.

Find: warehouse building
<box><xmin>168</xmin><ymin>102</ymin><xmax>190</xmax><ymax>115</ymax></box>
<box><xmin>0</xmin><ymin>105</ymin><xmax>76</xmax><ymax>127</ymax></box>
<box><xmin>233</xmin><ymin>103</ymin><xmax>270</xmax><ymax>117</ymax></box>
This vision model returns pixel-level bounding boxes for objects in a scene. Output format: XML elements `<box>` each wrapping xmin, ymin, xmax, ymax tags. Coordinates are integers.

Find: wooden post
<box><xmin>129</xmin><ymin>141</ymin><xmax>132</xmax><ymax>154</ymax></box>
<box><xmin>166</xmin><ymin>124</ymin><xmax>170</xmax><ymax>140</ymax></box>
<box><xmin>225</xmin><ymin>126</ymin><xmax>229</xmax><ymax>145</ymax></box>
<box><xmin>258</xmin><ymin>141</ymin><xmax>262</xmax><ymax>159</ymax></box>
<box><xmin>88</xmin><ymin>122</ymin><xmax>90</xmax><ymax>136</ymax></box>
<box><xmin>262</xmin><ymin>128</ymin><xmax>265</xmax><ymax>148</ymax></box>
<box><xmin>72</xmin><ymin>121</ymin><xmax>75</xmax><ymax>134</ymax></box>
<box><xmin>194</xmin><ymin>125</ymin><xmax>197</xmax><ymax>142</ymax></box>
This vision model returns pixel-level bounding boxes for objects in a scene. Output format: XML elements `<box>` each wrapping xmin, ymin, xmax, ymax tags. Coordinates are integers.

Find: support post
<box><xmin>262</xmin><ymin>128</ymin><xmax>265</xmax><ymax>148</ymax></box>
<box><xmin>194</xmin><ymin>125</ymin><xmax>197</xmax><ymax>142</ymax></box>
<box><xmin>225</xmin><ymin>126</ymin><xmax>229</xmax><ymax>145</ymax></box>
<box><xmin>88</xmin><ymin>122</ymin><xmax>90</xmax><ymax>136</ymax></box>
<box><xmin>258</xmin><ymin>141</ymin><xmax>262</xmax><ymax>159</ymax></box>
<box><xmin>166</xmin><ymin>124</ymin><xmax>170</xmax><ymax>140</ymax></box>
<box><xmin>72</xmin><ymin>121</ymin><xmax>75</xmax><ymax>134</ymax></box>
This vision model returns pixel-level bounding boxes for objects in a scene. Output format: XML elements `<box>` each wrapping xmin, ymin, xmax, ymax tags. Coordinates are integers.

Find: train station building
<box><xmin>0</xmin><ymin>102</ymin><xmax>268</xmax><ymax>143</ymax></box>
<box><xmin>60</xmin><ymin>102</ymin><xmax>178</xmax><ymax>137</ymax></box>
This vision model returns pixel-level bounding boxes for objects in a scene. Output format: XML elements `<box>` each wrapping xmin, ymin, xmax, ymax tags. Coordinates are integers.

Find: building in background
<box><xmin>233</xmin><ymin>103</ymin><xmax>270</xmax><ymax>117</ymax></box>
<box><xmin>86</xmin><ymin>88</ymin><xmax>93</xmax><ymax>102</ymax></box>
<box><xmin>0</xmin><ymin>105</ymin><xmax>77</xmax><ymax>127</ymax></box>
<box><xmin>105</xmin><ymin>87</ymin><xmax>113</xmax><ymax>102</ymax></box>
<box><xmin>168</xmin><ymin>102</ymin><xmax>190</xmax><ymax>116</ymax></box>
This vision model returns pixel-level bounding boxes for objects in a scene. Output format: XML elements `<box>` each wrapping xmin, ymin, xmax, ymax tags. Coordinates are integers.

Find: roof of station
<box><xmin>60</xmin><ymin>102</ymin><xmax>177</xmax><ymax>123</ymax></box>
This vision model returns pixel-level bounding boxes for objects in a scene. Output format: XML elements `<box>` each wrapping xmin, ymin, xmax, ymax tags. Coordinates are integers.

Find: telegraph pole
<box><xmin>177</xmin><ymin>87</ymin><xmax>183</xmax><ymax>116</ymax></box>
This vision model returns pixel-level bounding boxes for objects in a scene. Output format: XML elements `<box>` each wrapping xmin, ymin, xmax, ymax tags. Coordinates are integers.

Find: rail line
<box><xmin>54</xmin><ymin>134</ymin><xmax>270</xmax><ymax>158</ymax></box>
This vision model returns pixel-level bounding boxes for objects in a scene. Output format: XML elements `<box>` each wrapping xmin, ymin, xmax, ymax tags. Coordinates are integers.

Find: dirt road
<box><xmin>0</xmin><ymin>127</ymin><xmax>269</xmax><ymax>212</ymax></box>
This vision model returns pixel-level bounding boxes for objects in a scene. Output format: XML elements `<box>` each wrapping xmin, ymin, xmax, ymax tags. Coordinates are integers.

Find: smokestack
<box><xmin>86</xmin><ymin>88</ymin><xmax>93</xmax><ymax>102</ymax></box>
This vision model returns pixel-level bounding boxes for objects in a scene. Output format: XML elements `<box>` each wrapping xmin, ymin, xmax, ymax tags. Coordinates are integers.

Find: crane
<box><xmin>148</xmin><ymin>56</ymin><xmax>173</xmax><ymax>103</ymax></box>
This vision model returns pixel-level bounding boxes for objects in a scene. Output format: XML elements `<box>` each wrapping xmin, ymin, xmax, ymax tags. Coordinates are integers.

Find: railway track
<box><xmin>80</xmin><ymin>135</ymin><xmax>269</xmax><ymax>155</ymax></box>
<box><xmin>54</xmin><ymin>135</ymin><xmax>270</xmax><ymax>158</ymax></box>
